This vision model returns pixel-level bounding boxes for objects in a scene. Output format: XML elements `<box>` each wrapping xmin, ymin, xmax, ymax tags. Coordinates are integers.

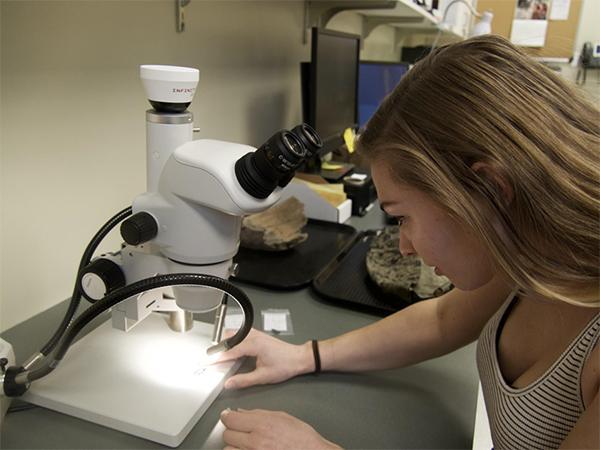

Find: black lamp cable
<box><xmin>38</xmin><ymin>206</ymin><xmax>133</xmax><ymax>357</ymax></box>
<box><xmin>8</xmin><ymin>273</ymin><xmax>252</xmax><ymax>390</ymax></box>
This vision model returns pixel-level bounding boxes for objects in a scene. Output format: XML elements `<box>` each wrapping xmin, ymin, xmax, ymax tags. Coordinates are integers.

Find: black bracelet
<box><xmin>311</xmin><ymin>339</ymin><xmax>321</xmax><ymax>374</ymax></box>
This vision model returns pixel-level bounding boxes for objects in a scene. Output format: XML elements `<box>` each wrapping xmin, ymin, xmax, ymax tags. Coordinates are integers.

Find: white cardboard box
<box><xmin>280</xmin><ymin>180</ymin><xmax>352</xmax><ymax>223</ymax></box>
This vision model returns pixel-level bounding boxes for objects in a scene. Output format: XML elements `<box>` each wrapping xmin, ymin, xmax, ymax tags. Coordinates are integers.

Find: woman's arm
<box><xmin>217</xmin><ymin>275</ymin><xmax>512</xmax><ymax>389</ymax></box>
<box><xmin>218</xmin><ymin>275</ymin><xmax>513</xmax><ymax>449</ymax></box>
<box><xmin>317</xmin><ymin>274</ymin><xmax>512</xmax><ymax>372</ymax></box>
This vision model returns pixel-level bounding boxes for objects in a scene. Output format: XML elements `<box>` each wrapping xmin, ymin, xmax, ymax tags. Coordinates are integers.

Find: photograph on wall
<box><xmin>515</xmin><ymin>0</ymin><xmax>550</xmax><ymax>20</ymax></box>
<box><xmin>510</xmin><ymin>0</ymin><xmax>550</xmax><ymax>47</ymax></box>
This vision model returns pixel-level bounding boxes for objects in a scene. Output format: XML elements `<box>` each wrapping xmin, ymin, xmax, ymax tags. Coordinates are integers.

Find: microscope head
<box><xmin>140</xmin><ymin>65</ymin><xmax>199</xmax><ymax>113</ymax></box>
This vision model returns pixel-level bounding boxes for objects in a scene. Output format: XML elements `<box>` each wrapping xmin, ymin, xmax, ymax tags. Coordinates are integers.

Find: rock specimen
<box><xmin>366</xmin><ymin>226</ymin><xmax>451</xmax><ymax>300</ymax></box>
<box><xmin>240</xmin><ymin>196</ymin><xmax>308</xmax><ymax>251</ymax></box>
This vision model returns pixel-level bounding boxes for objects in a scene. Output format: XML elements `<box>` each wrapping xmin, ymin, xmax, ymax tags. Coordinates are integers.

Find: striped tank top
<box><xmin>476</xmin><ymin>291</ymin><xmax>600</xmax><ymax>449</ymax></box>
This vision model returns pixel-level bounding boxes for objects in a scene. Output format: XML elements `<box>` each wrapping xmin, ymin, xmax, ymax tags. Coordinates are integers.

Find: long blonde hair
<box><xmin>357</xmin><ymin>35</ymin><xmax>600</xmax><ymax>307</ymax></box>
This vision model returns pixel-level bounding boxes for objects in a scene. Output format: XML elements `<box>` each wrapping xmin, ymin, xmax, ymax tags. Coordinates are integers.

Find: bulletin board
<box><xmin>476</xmin><ymin>0</ymin><xmax>582</xmax><ymax>58</ymax></box>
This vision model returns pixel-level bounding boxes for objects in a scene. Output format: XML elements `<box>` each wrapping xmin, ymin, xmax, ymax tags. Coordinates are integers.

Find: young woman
<box><xmin>218</xmin><ymin>35</ymin><xmax>600</xmax><ymax>450</ymax></box>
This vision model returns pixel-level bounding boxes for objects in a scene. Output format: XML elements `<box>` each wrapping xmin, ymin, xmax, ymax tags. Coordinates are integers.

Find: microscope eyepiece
<box><xmin>273</xmin><ymin>131</ymin><xmax>306</xmax><ymax>171</ymax></box>
<box><xmin>291</xmin><ymin>123</ymin><xmax>322</xmax><ymax>158</ymax></box>
<box><xmin>282</xmin><ymin>133</ymin><xmax>305</xmax><ymax>160</ymax></box>
<box><xmin>235</xmin><ymin>125</ymin><xmax>321</xmax><ymax>199</ymax></box>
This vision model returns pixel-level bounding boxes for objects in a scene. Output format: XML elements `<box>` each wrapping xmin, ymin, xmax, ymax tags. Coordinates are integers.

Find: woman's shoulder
<box><xmin>436</xmin><ymin>275</ymin><xmax>514</xmax><ymax>343</ymax></box>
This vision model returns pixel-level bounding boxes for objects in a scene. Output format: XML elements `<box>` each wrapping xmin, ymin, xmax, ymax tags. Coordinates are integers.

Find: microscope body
<box><xmin>139</xmin><ymin>138</ymin><xmax>283</xmax><ymax>264</ymax></box>
<box><xmin>115</xmin><ymin>139</ymin><xmax>285</xmax><ymax>328</ymax></box>
<box><xmin>96</xmin><ymin>134</ymin><xmax>283</xmax><ymax>334</ymax></box>
<box><xmin>79</xmin><ymin>64</ymin><xmax>322</xmax><ymax>335</ymax></box>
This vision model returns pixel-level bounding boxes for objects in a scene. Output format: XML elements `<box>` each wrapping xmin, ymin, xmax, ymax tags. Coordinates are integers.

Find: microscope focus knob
<box><xmin>79</xmin><ymin>258</ymin><xmax>126</xmax><ymax>302</ymax></box>
<box><xmin>120</xmin><ymin>212</ymin><xmax>158</xmax><ymax>246</ymax></box>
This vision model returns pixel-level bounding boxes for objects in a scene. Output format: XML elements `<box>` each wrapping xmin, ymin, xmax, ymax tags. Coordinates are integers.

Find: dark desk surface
<box><xmin>1</xmin><ymin>207</ymin><xmax>479</xmax><ymax>449</ymax></box>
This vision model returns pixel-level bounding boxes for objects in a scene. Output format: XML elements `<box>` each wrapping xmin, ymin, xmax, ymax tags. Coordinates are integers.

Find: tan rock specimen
<box><xmin>240</xmin><ymin>196</ymin><xmax>308</xmax><ymax>251</ymax></box>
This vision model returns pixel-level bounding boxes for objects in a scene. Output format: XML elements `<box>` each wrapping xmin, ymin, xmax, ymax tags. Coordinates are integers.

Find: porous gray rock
<box><xmin>366</xmin><ymin>226</ymin><xmax>452</xmax><ymax>300</ymax></box>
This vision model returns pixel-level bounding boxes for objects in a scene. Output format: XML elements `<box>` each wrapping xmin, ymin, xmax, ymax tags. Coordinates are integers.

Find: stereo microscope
<box><xmin>0</xmin><ymin>65</ymin><xmax>322</xmax><ymax>446</ymax></box>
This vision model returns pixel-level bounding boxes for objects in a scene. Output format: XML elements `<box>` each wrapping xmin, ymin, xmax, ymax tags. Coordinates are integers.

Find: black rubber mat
<box><xmin>312</xmin><ymin>231</ymin><xmax>422</xmax><ymax>316</ymax></box>
<box><xmin>232</xmin><ymin>219</ymin><xmax>357</xmax><ymax>290</ymax></box>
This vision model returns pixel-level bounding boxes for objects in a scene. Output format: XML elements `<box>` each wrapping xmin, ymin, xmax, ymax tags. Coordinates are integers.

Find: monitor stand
<box><xmin>23</xmin><ymin>314</ymin><xmax>241</xmax><ymax>447</ymax></box>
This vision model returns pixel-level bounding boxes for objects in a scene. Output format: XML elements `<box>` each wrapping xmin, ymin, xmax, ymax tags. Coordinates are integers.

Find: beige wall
<box><xmin>574</xmin><ymin>0</ymin><xmax>600</xmax><ymax>59</ymax></box>
<box><xmin>0</xmin><ymin>1</ymin><xmax>400</xmax><ymax>331</ymax></box>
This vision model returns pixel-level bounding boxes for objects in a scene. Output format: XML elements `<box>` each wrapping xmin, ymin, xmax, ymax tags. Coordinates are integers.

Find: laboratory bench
<box><xmin>1</xmin><ymin>207</ymin><xmax>480</xmax><ymax>449</ymax></box>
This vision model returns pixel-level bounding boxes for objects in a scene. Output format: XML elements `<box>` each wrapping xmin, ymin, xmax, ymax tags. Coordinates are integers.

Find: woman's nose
<box><xmin>398</xmin><ymin>231</ymin><xmax>416</xmax><ymax>257</ymax></box>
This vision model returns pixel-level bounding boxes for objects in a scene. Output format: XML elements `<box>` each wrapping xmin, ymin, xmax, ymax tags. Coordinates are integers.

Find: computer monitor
<box><xmin>357</xmin><ymin>61</ymin><xmax>409</xmax><ymax>129</ymax></box>
<box><xmin>302</xmin><ymin>27</ymin><xmax>360</xmax><ymax>155</ymax></box>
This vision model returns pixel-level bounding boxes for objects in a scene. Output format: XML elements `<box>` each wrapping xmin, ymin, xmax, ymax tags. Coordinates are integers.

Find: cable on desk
<box><xmin>7</xmin><ymin>402</ymin><xmax>39</xmax><ymax>414</ymax></box>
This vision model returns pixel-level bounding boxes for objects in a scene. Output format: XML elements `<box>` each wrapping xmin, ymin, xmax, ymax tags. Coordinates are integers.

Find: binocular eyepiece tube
<box><xmin>235</xmin><ymin>123</ymin><xmax>322</xmax><ymax>199</ymax></box>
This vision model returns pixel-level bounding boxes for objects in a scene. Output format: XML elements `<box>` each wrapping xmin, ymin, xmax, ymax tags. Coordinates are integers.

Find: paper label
<box><xmin>263</xmin><ymin>312</ymin><xmax>288</xmax><ymax>332</ymax></box>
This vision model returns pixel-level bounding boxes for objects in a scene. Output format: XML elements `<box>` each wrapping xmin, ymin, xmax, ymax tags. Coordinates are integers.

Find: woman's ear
<box><xmin>471</xmin><ymin>162</ymin><xmax>514</xmax><ymax>206</ymax></box>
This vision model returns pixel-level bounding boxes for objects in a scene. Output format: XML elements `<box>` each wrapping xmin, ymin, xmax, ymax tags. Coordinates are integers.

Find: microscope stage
<box><xmin>23</xmin><ymin>314</ymin><xmax>241</xmax><ymax>447</ymax></box>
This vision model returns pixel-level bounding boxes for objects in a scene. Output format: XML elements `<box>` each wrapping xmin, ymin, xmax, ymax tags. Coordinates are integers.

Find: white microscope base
<box><xmin>23</xmin><ymin>314</ymin><xmax>240</xmax><ymax>447</ymax></box>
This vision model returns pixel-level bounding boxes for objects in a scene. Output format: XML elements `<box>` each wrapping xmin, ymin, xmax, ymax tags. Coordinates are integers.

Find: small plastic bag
<box><xmin>261</xmin><ymin>309</ymin><xmax>293</xmax><ymax>335</ymax></box>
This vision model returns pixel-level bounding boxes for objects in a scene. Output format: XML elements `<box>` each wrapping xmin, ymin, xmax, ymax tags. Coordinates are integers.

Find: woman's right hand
<box><xmin>214</xmin><ymin>329</ymin><xmax>315</xmax><ymax>390</ymax></box>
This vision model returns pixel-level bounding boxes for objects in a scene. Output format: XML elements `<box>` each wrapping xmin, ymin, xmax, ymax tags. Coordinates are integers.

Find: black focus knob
<box><xmin>120</xmin><ymin>211</ymin><xmax>158</xmax><ymax>246</ymax></box>
<box><xmin>79</xmin><ymin>258</ymin><xmax>126</xmax><ymax>302</ymax></box>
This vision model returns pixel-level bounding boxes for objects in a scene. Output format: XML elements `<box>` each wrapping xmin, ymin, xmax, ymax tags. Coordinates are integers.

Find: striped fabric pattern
<box><xmin>476</xmin><ymin>293</ymin><xmax>600</xmax><ymax>449</ymax></box>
